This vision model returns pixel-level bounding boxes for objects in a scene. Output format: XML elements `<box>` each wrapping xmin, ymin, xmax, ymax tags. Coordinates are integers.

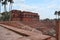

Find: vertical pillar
<box><xmin>56</xmin><ymin>19</ymin><xmax>59</xmax><ymax>40</ymax></box>
<box><xmin>59</xmin><ymin>20</ymin><xmax>60</xmax><ymax>40</ymax></box>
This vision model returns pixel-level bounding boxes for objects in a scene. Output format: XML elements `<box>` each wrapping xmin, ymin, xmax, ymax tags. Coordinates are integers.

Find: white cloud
<box><xmin>12</xmin><ymin>0</ymin><xmax>60</xmax><ymax>19</ymax></box>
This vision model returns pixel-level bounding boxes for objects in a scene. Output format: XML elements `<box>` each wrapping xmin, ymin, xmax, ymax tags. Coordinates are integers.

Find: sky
<box><xmin>2</xmin><ymin>0</ymin><xmax>60</xmax><ymax>19</ymax></box>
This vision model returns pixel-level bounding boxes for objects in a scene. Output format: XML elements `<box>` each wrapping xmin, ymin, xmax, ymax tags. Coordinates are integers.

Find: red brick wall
<box><xmin>22</xmin><ymin>12</ymin><xmax>39</xmax><ymax>22</ymax></box>
<box><xmin>11</xmin><ymin>18</ymin><xmax>20</xmax><ymax>21</ymax></box>
<box><xmin>11</xmin><ymin>10</ymin><xmax>39</xmax><ymax>22</ymax></box>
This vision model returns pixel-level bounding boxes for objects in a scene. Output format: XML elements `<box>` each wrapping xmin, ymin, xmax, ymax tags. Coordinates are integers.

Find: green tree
<box><xmin>2</xmin><ymin>0</ymin><xmax>8</xmax><ymax>12</ymax></box>
<box><xmin>54</xmin><ymin>11</ymin><xmax>60</xmax><ymax>19</ymax></box>
<box><xmin>1</xmin><ymin>12</ymin><xmax>10</xmax><ymax>21</ymax></box>
<box><xmin>8</xmin><ymin>0</ymin><xmax>14</xmax><ymax>21</ymax></box>
<box><xmin>0</xmin><ymin>0</ymin><xmax>2</xmax><ymax>13</ymax></box>
<box><xmin>8</xmin><ymin>0</ymin><xmax>14</xmax><ymax>11</ymax></box>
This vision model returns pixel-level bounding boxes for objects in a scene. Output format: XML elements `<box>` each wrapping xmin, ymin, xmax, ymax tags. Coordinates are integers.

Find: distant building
<box><xmin>11</xmin><ymin>10</ymin><xmax>39</xmax><ymax>22</ymax></box>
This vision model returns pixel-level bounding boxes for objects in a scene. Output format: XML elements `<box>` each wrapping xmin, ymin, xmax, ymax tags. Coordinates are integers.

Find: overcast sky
<box><xmin>2</xmin><ymin>0</ymin><xmax>60</xmax><ymax>19</ymax></box>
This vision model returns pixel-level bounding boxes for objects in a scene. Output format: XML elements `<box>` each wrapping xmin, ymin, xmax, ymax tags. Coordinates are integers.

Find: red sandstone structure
<box><xmin>0</xmin><ymin>21</ymin><xmax>56</xmax><ymax>40</ymax></box>
<box><xmin>0</xmin><ymin>10</ymin><xmax>56</xmax><ymax>40</ymax></box>
<box><xmin>11</xmin><ymin>10</ymin><xmax>39</xmax><ymax>22</ymax></box>
<box><xmin>11</xmin><ymin>10</ymin><xmax>56</xmax><ymax>37</ymax></box>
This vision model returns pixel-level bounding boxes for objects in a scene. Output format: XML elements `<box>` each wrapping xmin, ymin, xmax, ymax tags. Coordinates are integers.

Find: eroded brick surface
<box><xmin>0</xmin><ymin>26</ymin><xmax>31</xmax><ymax>40</ymax></box>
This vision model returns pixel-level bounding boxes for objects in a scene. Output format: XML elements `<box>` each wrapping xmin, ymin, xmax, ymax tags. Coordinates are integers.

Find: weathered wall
<box><xmin>11</xmin><ymin>10</ymin><xmax>39</xmax><ymax>22</ymax></box>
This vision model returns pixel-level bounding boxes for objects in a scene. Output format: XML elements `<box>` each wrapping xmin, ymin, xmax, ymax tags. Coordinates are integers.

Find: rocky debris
<box><xmin>0</xmin><ymin>24</ymin><xmax>51</xmax><ymax>40</ymax></box>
